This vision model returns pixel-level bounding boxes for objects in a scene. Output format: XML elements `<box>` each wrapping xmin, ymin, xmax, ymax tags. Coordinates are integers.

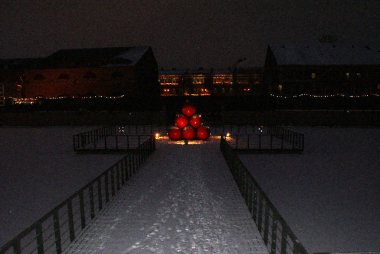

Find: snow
<box><xmin>1</xmin><ymin>126</ymin><xmax>379</xmax><ymax>253</ymax></box>
<box><xmin>0</xmin><ymin>127</ymin><xmax>124</xmax><ymax>246</ymax></box>
<box><xmin>64</xmin><ymin>138</ymin><xmax>269</xmax><ymax>253</ymax></box>
<box><xmin>240</xmin><ymin>127</ymin><xmax>380</xmax><ymax>253</ymax></box>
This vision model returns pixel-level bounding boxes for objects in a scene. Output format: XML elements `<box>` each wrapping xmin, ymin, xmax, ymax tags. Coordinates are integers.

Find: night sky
<box><xmin>1</xmin><ymin>0</ymin><xmax>379</xmax><ymax>68</ymax></box>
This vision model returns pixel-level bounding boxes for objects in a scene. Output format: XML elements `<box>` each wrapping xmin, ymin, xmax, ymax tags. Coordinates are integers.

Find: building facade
<box><xmin>159</xmin><ymin>68</ymin><xmax>263</xmax><ymax>96</ymax></box>
<box><xmin>264</xmin><ymin>44</ymin><xmax>380</xmax><ymax>96</ymax></box>
<box><xmin>1</xmin><ymin>46</ymin><xmax>159</xmax><ymax>102</ymax></box>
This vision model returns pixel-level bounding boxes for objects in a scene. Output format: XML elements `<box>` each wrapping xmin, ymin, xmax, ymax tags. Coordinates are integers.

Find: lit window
<box><xmin>311</xmin><ymin>73</ymin><xmax>316</xmax><ymax>79</ymax></box>
<box><xmin>277</xmin><ymin>84</ymin><xmax>283</xmax><ymax>92</ymax></box>
<box><xmin>345</xmin><ymin>73</ymin><xmax>350</xmax><ymax>79</ymax></box>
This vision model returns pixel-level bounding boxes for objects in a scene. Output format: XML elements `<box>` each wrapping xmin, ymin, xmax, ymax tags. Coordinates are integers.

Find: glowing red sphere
<box><xmin>182</xmin><ymin>126</ymin><xmax>195</xmax><ymax>140</ymax></box>
<box><xmin>189</xmin><ymin>114</ymin><xmax>202</xmax><ymax>128</ymax></box>
<box><xmin>197</xmin><ymin>126</ymin><xmax>210</xmax><ymax>140</ymax></box>
<box><xmin>168</xmin><ymin>126</ymin><xmax>181</xmax><ymax>140</ymax></box>
<box><xmin>175</xmin><ymin>114</ymin><xmax>188</xmax><ymax>129</ymax></box>
<box><xmin>182</xmin><ymin>104</ymin><xmax>196</xmax><ymax>117</ymax></box>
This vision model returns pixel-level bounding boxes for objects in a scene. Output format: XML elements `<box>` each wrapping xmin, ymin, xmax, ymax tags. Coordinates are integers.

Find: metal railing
<box><xmin>220</xmin><ymin>136</ymin><xmax>308</xmax><ymax>254</ymax></box>
<box><xmin>0</xmin><ymin>137</ymin><xmax>155</xmax><ymax>254</ymax></box>
<box><xmin>224</xmin><ymin>132</ymin><xmax>304</xmax><ymax>153</ymax></box>
<box><xmin>73</xmin><ymin>126</ymin><xmax>161</xmax><ymax>152</ymax></box>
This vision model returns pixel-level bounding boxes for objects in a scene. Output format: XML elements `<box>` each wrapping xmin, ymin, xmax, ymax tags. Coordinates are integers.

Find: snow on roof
<box><xmin>114</xmin><ymin>46</ymin><xmax>149</xmax><ymax>65</ymax></box>
<box><xmin>269</xmin><ymin>43</ymin><xmax>380</xmax><ymax>66</ymax></box>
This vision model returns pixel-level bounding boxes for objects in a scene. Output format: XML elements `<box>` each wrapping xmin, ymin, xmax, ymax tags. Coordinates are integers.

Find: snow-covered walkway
<box><xmin>64</xmin><ymin>138</ymin><xmax>269</xmax><ymax>253</ymax></box>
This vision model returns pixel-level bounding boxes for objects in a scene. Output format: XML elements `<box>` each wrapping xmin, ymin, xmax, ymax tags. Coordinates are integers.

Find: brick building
<box><xmin>1</xmin><ymin>46</ymin><xmax>159</xmax><ymax>101</ymax></box>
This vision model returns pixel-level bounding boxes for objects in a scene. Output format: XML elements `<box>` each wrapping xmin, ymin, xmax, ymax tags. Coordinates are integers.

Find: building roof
<box><xmin>269</xmin><ymin>43</ymin><xmax>380</xmax><ymax>66</ymax></box>
<box><xmin>38</xmin><ymin>46</ymin><xmax>150</xmax><ymax>68</ymax></box>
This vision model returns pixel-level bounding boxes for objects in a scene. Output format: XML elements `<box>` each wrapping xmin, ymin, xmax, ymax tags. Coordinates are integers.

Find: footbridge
<box><xmin>1</xmin><ymin>126</ymin><xmax>307</xmax><ymax>254</ymax></box>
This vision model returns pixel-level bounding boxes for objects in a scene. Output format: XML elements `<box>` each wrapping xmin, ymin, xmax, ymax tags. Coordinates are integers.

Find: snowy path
<box><xmin>64</xmin><ymin>138</ymin><xmax>269</xmax><ymax>253</ymax></box>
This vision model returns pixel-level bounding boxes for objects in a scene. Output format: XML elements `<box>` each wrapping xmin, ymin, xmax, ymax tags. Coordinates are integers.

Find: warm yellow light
<box><xmin>155</xmin><ymin>133</ymin><xmax>160</xmax><ymax>139</ymax></box>
<box><xmin>226</xmin><ymin>132</ymin><xmax>231</xmax><ymax>137</ymax></box>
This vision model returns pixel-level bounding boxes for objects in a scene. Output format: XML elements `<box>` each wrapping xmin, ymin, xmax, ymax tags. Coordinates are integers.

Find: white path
<box><xmin>64</xmin><ymin>138</ymin><xmax>269</xmax><ymax>254</ymax></box>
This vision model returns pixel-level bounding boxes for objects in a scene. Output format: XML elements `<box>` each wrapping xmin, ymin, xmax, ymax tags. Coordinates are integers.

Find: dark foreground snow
<box><xmin>240</xmin><ymin>127</ymin><xmax>380</xmax><ymax>253</ymax></box>
<box><xmin>0</xmin><ymin>127</ymin><xmax>123</xmax><ymax>246</ymax></box>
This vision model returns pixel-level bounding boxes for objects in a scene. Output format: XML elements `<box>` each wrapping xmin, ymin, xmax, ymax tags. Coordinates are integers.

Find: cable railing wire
<box><xmin>0</xmin><ymin>136</ymin><xmax>155</xmax><ymax>254</ymax></box>
<box><xmin>220</xmin><ymin>136</ymin><xmax>308</xmax><ymax>254</ymax></box>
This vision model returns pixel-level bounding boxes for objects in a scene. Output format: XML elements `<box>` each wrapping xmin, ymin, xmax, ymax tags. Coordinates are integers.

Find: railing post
<box><xmin>79</xmin><ymin>191</ymin><xmax>86</xmax><ymax>229</ymax></box>
<box><xmin>270</xmin><ymin>216</ymin><xmax>278</xmax><ymax>254</ymax></box>
<box><xmin>12</xmin><ymin>240</ymin><xmax>21</xmax><ymax>254</ymax></box>
<box><xmin>111</xmin><ymin>167</ymin><xmax>115</xmax><ymax>196</ymax></box>
<box><xmin>89</xmin><ymin>184</ymin><xmax>95</xmax><ymax>219</ymax></box>
<box><xmin>53</xmin><ymin>209</ymin><xmax>62</xmax><ymax>254</ymax></box>
<box><xmin>252</xmin><ymin>184</ymin><xmax>258</xmax><ymax>222</ymax></box>
<box><xmin>280</xmin><ymin>224</ymin><xmax>288</xmax><ymax>254</ymax></box>
<box><xmin>67</xmin><ymin>199</ymin><xmax>75</xmax><ymax>241</ymax></box>
<box><xmin>36</xmin><ymin>222</ymin><xmax>44</xmax><ymax>254</ymax></box>
<box><xmin>116</xmin><ymin>165</ymin><xmax>120</xmax><ymax>191</ymax></box>
<box><xmin>263</xmin><ymin>204</ymin><xmax>270</xmax><ymax>245</ymax></box>
<box><xmin>120</xmin><ymin>161</ymin><xmax>125</xmax><ymax>185</ymax></box>
<box><xmin>105</xmin><ymin>172</ymin><xmax>109</xmax><ymax>202</ymax></box>
<box><xmin>97</xmin><ymin>178</ymin><xmax>103</xmax><ymax>210</ymax></box>
<box><xmin>257</xmin><ymin>192</ymin><xmax>263</xmax><ymax>232</ymax></box>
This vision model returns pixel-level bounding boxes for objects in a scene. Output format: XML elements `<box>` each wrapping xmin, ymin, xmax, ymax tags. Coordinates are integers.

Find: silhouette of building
<box><xmin>264</xmin><ymin>43</ymin><xmax>380</xmax><ymax>95</ymax></box>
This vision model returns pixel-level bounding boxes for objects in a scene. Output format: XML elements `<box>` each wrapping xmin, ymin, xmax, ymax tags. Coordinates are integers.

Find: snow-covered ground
<box><xmin>65</xmin><ymin>138</ymin><xmax>268</xmax><ymax>253</ymax></box>
<box><xmin>240</xmin><ymin>127</ymin><xmax>380</xmax><ymax>253</ymax></box>
<box><xmin>0</xmin><ymin>127</ymin><xmax>123</xmax><ymax>246</ymax></box>
<box><xmin>1</xmin><ymin>126</ymin><xmax>379</xmax><ymax>253</ymax></box>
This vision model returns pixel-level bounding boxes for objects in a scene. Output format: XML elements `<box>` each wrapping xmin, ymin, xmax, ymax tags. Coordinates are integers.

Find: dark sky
<box><xmin>1</xmin><ymin>0</ymin><xmax>379</xmax><ymax>68</ymax></box>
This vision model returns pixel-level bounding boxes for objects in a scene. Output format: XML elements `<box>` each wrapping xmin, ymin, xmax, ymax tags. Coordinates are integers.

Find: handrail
<box><xmin>220</xmin><ymin>136</ymin><xmax>308</xmax><ymax>254</ymax></box>
<box><xmin>0</xmin><ymin>136</ymin><xmax>156</xmax><ymax>254</ymax></box>
<box><xmin>224</xmin><ymin>131</ymin><xmax>304</xmax><ymax>152</ymax></box>
<box><xmin>73</xmin><ymin>126</ymin><xmax>164</xmax><ymax>152</ymax></box>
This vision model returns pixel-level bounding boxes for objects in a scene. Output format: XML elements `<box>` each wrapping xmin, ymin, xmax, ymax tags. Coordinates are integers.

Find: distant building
<box><xmin>0</xmin><ymin>46</ymin><xmax>159</xmax><ymax>101</ymax></box>
<box><xmin>159</xmin><ymin>68</ymin><xmax>263</xmax><ymax>96</ymax></box>
<box><xmin>264</xmin><ymin>43</ymin><xmax>380</xmax><ymax>95</ymax></box>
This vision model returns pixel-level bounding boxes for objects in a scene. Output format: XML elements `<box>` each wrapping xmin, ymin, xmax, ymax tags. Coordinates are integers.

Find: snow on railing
<box><xmin>0</xmin><ymin>137</ymin><xmax>156</xmax><ymax>254</ymax></box>
<box><xmin>220</xmin><ymin>137</ymin><xmax>308</xmax><ymax>254</ymax></box>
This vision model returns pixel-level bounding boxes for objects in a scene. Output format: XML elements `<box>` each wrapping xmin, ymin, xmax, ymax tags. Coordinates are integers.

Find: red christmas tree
<box><xmin>168</xmin><ymin>103</ymin><xmax>210</xmax><ymax>141</ymax></box>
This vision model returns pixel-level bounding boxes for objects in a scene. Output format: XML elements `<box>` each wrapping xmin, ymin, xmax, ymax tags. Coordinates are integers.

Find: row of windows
<box><xmin>32</xmin><ymin>71</ymin><xmax>125</xmax><ymax>81</ymax></box>
<box><xmin>161</xmin><ymin>87</ymin><xmax>252</xmax><ymax>95</ymax></box>
<box><xmin>310</xmin><ymin>72</ymin><xmax>362</xmax><ymax>79</ymax></box>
